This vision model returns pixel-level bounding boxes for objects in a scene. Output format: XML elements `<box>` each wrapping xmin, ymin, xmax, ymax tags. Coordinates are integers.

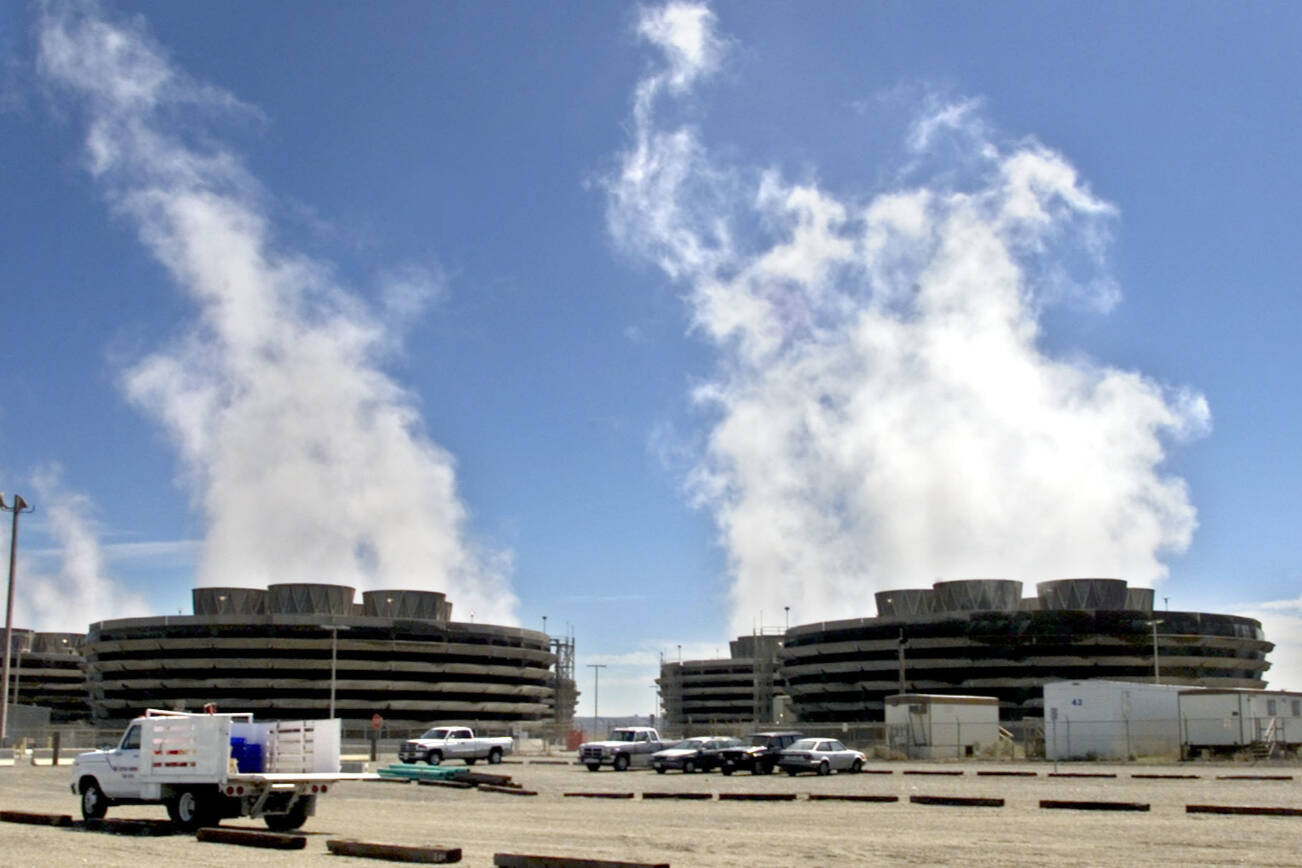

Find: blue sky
<box><xmin>2</xmin><ymin>1</ymin><xmax>1299</xmax><ymax>716</ymax></box>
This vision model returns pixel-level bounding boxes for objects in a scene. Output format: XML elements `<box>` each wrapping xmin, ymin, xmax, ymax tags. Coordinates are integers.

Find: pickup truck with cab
<box><xmin>397</xmin><ymin>726</ymin><xmax>513</xmax><ymax>766</ymax></box>
<box><xmin>578</xmin><ymin>726</ymin><xmax>668</xmax><ymax>771</ymax></box>
<box><xmin>70</xmin><ymin>709</ymin><xmax>364</xmax><ymax>831</ymax></box>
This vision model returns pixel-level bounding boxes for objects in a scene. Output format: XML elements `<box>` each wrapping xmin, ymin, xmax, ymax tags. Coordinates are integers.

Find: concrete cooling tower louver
<box><xmin>192</xmin><ymin>587</ymin><xmax>269</xmax><ymax>615</ymax></box>
<box><xmin>267</xmin><ymin>583</ymin><xmax>356</xmax><ymax>616</ymax></box>
<box><xmin>932</xmin><ymin>579</ymin><xmax>1023</xmax><ymax>613</ymax></box>
<box><xmin>361</xmin><ymin>590</ymin><xmax>450</xmax><ymax>621</ymax></box>
<box><xmin>874</xmin><ymin>589</ymin><xmax>938</xmax><ymax>619</ymax></box>
<box><xmin>1036</xmin><ymin>578</ymin><xmax>1129</xmax><ymax>611</ymax></box>
<box><xmin>1126</xmin><ymin>587</ymin><xmax>1155</xmax><ymax>614</ymax></box>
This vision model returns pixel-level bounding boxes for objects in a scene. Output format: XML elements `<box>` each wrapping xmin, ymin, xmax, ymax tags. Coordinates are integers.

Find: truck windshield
<box><xmin>421</xmin><ymin>729</ymin><xmax>450</xmax><ymax>740</ymax></box>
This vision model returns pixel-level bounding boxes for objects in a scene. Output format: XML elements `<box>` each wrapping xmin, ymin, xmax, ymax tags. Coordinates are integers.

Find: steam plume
<box><xmin>37</xmin><ymin>3</ymin><xmax>517</xmax><ymax>623</ymax></box>
<box><xmin>7</xmin><ymin>468</ymin><xmax>152</xmax><ymax>632</ymax></box>
<box><xmin>609</xmin><ymin>3</ymin><xmax>1209</xmax><ymax>635</ymax></box>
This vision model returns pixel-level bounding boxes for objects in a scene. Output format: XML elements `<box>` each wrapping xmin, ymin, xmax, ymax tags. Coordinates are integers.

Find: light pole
<box><xmin>1147</xmin><ymin>619</ymin><xmax>1164</xmax><ymax>684</ymax></box>
<box><xmin>897</xmin><ymin>628</ymin><xmax>907</xmax><ymax>695</ymax></box>
<box><xmin>587</xmin><ymin>663</ymin><xmax>606</xmax><ymax>737</ymax></box>
<box><xmin>320</xmin><ymin>624</ymin><xmax>350</xmax><ymax>719</ymax></box>
<box><xmin>0</xmin><ymin>493</ymin><xmax>33</xmax><ymax>744</ymax></box>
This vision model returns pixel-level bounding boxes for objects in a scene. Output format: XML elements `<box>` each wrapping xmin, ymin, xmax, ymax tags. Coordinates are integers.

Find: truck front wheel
<box><xmin>488</xmin><ymin>747</ymin><xmax>503</xmax><ymax>765</ymax></box>
<box><xmin>168</xmin><ymin>788</ymin><xmax>217</xmax><ymax>831</ymax></box>
<box><xmin>585</xmin><ymin>762</ymin><xmax>601</xmax><ymax>772</ymax></box>
<box><xmin>426</xmin><ymin>750</ymin><xmax>443</xmax><ymax>766</ymax></box>
<box><xmin>613</xmin><ymin>754</ymin><xmax>630</xmax><ymax>772</ymax></box>
<box><xmin>79</xmin><ymin>778</ymin><xmax>108</xmax><ymax>820</ymax></box>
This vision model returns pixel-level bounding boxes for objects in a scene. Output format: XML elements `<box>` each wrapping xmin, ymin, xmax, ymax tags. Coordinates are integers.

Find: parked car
<box><xmin>651</xmin><ymin>736</ymin><xmax>743</xmax><ymax>774</ymax></box>
<box><xmin>778</xmin><ymin>738</ymin><xmax>866</xmax><ymax>775</ymax></box>
<box><xmin>717</xmin><ymin>731</ymin><xmax>804</xmax><ymax>775</ymax></box>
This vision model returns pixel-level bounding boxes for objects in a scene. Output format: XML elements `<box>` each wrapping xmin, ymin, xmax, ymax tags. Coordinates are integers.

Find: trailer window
<box><xmin>1267</xmin><ymin>700</ymin><xmax>1277</xmax><ymax>716</ymax></box>
<box><xmin>1293</xmin><ymin>701</ymin><xmax>1300</xmax><ymax>717</ymax></box>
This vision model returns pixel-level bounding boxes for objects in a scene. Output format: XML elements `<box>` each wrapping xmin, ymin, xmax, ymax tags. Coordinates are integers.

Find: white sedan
<box><xmin>777</xmin><ymin>738</ymin><xmax>866</xmax><ymax>775</ymax></box>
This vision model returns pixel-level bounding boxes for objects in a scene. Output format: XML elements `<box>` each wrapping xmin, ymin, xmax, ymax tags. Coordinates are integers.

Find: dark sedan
<box><xmin>651</xmin><ymin>736</ymin><xmax>742</xmax><ymax>773</ymax></box>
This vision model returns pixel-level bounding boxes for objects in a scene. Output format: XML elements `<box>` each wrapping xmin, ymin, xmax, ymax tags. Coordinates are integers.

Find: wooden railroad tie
<box><xmin>977</xmin><ymin>771</ymin><xmax>1037</xmax><ymax>777</ymax></box>
<box><xmin>718</xmin><ymin>793</ymin><xmax>797</xmax><ymax>802</ymax></box>
<box><xmin>563</xmin><ymin>792</ymin><xmax>636</xmax><ymax>799</ymax></box>
<box><xmin>909</xmin><ymin>795</ymin><xmax>1004</xmax><ymax>808</ymax></box>
<box><xmin>641</xmin><ymin>792</ymin><xmax>712</xmax><ymax>800</ymax></box>
<box><xmin>1132</xmin><ymin>774</ymin><xmax>1200</xmax><ymax>780</ymax></box>
<box><xmin>1215</xmin><ymin>775</ymin><xmax>1294</xmax><ymax>781</ymax></box>
<box><xmin>1186</xmin><ymin>804</ymin><xmax>1302</xmax><ymax>817</ymax></box>
<box><xmin>1039</xmin><ymin>800</ymin><xmax>1150</xmax><ymax>812</ymax></box>
<box><xmin>1047</xmin><ymin>773</ymin><xmax>1117</xmax><ymax>778</ymax></box>
<box><xmin>327</xmin><ymin>838</ymin><xmax>464</xmax><ymax>862</ymax></box>
<box><xmin>493</xmin><ymin>854</ymin><xmax>669</xmax><ymax>868</ymax></box>
<box><xmin>80</xmin><ymin>818</ymin><xmax>182</xmax><ymax>836</ymax></box>
<box><xmin>419</xmin><ymin>779</ymin><xmax>477</xmax><ymax>789</ymax></box>
<box><xmin>479</xmin><ymin>783</ymin><xmax>538</xmax><ymax>796</ymax></box>
<box><xmin>808</xmin><ymin>794</ymin><xmax>899</xmax><ymax>803</ymax></box>
<box><xmin>0</xmin><ymin>810</ymin><xmax>73</xmax><ymax>826</ymax></box>
<box><xmin>195</xmin><ymin>826</ymin><xmax>307</xmax><ymax>849</ymax></box>
<box><xmin>902</xmin><ymin>770</ymin><xmax>964</xmax><ymax>776</ymax></box>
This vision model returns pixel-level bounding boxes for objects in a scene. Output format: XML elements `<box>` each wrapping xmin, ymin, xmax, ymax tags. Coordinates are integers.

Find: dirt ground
<box><xmin>3</xmin><ymin>756</ymin><xmax>1302</xmax><ymax>866</ymax></box>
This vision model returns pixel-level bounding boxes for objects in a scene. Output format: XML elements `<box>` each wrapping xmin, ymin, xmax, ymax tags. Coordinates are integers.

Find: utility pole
<box><xmin>897</xmin><ymin>628</ymin><xmax>907</xmax><ymax>695</ymax></box>
<box><xmin>1148</xmin><ymin>620</ymin><xmax>1164</xmax><ymax>684</ymax></box>
<box><xmin>0</xmin><ymin>493</ymin><xmax>33</xmax><ymax>744</ymax></box>
<box><xmin>587</xmin><ymin>663</ymin><xmax>606</xmax><ymax>737</ymax></box>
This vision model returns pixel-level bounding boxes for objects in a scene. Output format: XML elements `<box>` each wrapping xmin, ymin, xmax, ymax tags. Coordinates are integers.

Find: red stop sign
<box><xmin>371</xmin><ymin>713</ymin><xmax>383</xmax><ymax>730</ymax></box>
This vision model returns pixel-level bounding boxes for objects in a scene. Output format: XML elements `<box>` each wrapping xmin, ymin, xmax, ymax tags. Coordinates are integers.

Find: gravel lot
<box><xmin>3</xmin><ymin>757</ymin><xmax>1301</xmax><ymax>866</ymax></box>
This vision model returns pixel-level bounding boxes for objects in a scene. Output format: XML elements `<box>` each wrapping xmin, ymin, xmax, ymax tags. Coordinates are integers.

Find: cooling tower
<box><xmin>875</xmin><ymin>589</ymin><xmax>937</xmax><ymax>619</ymax></box>
<box><xmin>362</xmin><ymin>590</ymin><xmax>447</xmax><ymax>620</ymax></box>
<box><xmin>192</xmin><ymin>587</ymin><xmax>269</xmax><ymax>615</ymax></box>
<box><xmin>1036</xmin><ymin>578</ymin><xmax>1129</xmax><ymax>611</ymax></box>
<box><xmin>933</xmin><ymin>579</ymin><xmax>1023</xmax><ymax>613</ymax></box>
<box><xmin>1126</xmin><ymin>587</ymin><xmax>1155</xmax><ymax>614</ymax></box>
<box><xmin>267</xmin><ymin>583</ymin><xmax>356</xmax><ymax>615</ymax></box>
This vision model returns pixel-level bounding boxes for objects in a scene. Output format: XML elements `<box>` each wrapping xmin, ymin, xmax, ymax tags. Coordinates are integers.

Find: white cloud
<box><xmin>636</xmin><ymin>3</ymin><xmax>724</xmax><ymax>93</ymax></box>
<box><xmin>608</xmin><ymin>4</ymin><xmax>1209</xmax><ymax>636</ymax></box>
<box><xmin>37</xmin><ymin>4</ymin><xmax>516</xmax><ymax>624</ymax></box>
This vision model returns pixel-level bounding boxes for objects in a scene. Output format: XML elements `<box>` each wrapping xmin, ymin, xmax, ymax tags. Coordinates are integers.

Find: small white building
<box><xmin>1180</xmin><ymin>689</ymin><xmax>1302</xmax><ymax>755</ymax></box>
<box><xmin>1043</xmin><ymin>680</ymin><xmax>1188</xmax><ymax>760</ymax></box>
<box><xmin>884</xmin><ymin>694</ymin><xmax>999</xmax><ymax>759</ymax></box>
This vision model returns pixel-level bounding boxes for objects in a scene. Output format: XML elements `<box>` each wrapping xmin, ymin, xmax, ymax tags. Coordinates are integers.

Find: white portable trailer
<box><xmin>1043</xmin><ymin>680</ymin><xmax>1187</xmax><ymax>760</ymax></box>
<box><xmin>884</xmin><ymin>694</ymin><xmax>999</xmax><ymax>759</ymax></box>
<box><xmin>1180</xmin><ymin>689</ymin><xmax>1302</xmax><ymax>756</ymax></box>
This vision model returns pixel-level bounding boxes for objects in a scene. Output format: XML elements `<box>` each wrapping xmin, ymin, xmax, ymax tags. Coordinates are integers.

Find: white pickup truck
<box><xmin>578</xmin><ymin>726</ymin><xmax>668</xmax><ymax>771</ymax></box>
<box><xmin>70</xmin><ymin>709</ymin><xmax>365</xmax><ymax>830</ymax></box>
<box><xmin>398</xmin><ymin>726</ymin><xmax>513</xmax><ymax>765</ymax></box>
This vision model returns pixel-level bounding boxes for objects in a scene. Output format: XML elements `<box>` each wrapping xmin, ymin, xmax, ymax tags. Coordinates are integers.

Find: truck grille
<box><xmin>581</xmin><ymin>747</ymin><xmax>604</xmax><ymax>761</ymax></box>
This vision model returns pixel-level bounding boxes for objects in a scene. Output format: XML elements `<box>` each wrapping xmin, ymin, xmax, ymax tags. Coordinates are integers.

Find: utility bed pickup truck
<box><xmin>70</xmin><ymin>709</ymin><xmax>367</xmax><ymax>830</ymax></box>
<box><xmin>398</xmin><ymin>726</ymin><xmax>513</xmax><ymax>765</ymax></box>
